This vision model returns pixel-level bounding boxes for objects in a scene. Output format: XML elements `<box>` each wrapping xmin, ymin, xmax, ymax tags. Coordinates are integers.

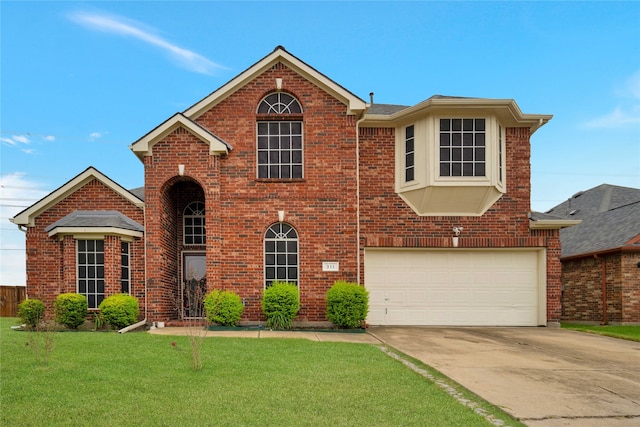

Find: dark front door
<box><xmin>182</xmin><ymin>252</ymin><xmax>206</xmax><ymax>318</ymax></box>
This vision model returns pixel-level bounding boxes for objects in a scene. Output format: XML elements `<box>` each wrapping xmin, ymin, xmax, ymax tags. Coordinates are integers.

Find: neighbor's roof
<box><xmin>546</xmin><ymin>184</ymin><xmax>640</xmax><ymax>258</ymax></box>
<box><xmin>45</xmin><ymin>210</ymin><xmax>144</xmax><ymax>238</ymax></box>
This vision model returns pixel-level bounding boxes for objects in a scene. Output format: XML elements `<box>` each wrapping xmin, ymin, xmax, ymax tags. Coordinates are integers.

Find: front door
<box><xmin>182</xmin><ymin>252</ymin><xmax>206</xmax><ymax>318</ymax></box>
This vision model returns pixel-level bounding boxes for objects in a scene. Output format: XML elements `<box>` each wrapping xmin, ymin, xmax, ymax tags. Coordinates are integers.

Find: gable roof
<box><xmin>546</xmin><ymin>184</ymin><xmax>640</xmax><ymax>258</ymax></box>
<box><xmin>183</xmin><ymin>46</ymin><xmax>368</xmax><ymax>119</ymax></box>
<box><xmin>10</xmin><ymin>167</ymin><xmax>144</xmax><ymax>227</ymax></box>
<box><xmin>130</xmin><ymin>113</ymin><xmax>232</xmax><ymax>161</ymax></box>
<box><xmin>45</xmin><ymin>210</ymin><xmax>144</xmax><ymax>238</ymax></box>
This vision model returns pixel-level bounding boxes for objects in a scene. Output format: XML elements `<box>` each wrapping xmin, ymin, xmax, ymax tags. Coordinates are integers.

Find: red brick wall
<box><xmin>358</xmin><ymin>126</ymin><xmax>563</xmax><ymax>323</ymax></box>
<box><xmin>562</xmin><ymin>253</ymin><xmax>640</xmax><ymax>324</ymax></box>
<box><xmin>25</xmin><ymin>179</ymin><xmax>145</xmax><ymax>318</ymax></box>
<box><xmin>143</xmin><ymin>62</ymin><xmax>359</xmax><ymax>322</ymax></box>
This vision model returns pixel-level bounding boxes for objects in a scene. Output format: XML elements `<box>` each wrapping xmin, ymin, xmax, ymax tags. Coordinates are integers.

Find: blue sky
<box><xmin>1</xmin><ymin>1</ymin><xmax>639</xmax><ymax>286</ymax></box>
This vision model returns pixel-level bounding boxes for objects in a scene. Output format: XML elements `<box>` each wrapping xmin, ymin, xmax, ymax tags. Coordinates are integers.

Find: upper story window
<box><xmin>404</xmin><ymin>125</ymin><xmax>415</xmax><ymax>182</ymax></box>
<box><xmin>77</xmin><ymin>239</ymin><xmax>105</xmax><ymax>309</ymax></box>
<box><xmin>264</xmin><ymin>223</ymin><xmax>298</xmax><ymax>288</ymax></box>
<box><xmin>439</xmin><ymin>118</ymin><xmax>486</xmax><ymax>177</ymax></box>
<box><xmin>257</xmin><ymin>93</ymin><xmax>303</xmax><ymax>179</ymax></box>
<box><xmin>184</xmin><ymin>201</ymin><xmax>205</xmax><ymax>245</ymax></box>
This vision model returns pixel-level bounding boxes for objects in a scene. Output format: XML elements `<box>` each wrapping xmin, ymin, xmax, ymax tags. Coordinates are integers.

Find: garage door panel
<box><xmin>365</xmin><ymin>249</ymin><xmax>541</xmax><ymax>326</ymax></box>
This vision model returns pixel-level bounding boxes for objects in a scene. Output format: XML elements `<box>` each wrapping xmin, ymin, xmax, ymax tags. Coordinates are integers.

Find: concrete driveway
<box><xmin>368</xmin><ymin>326</ymin><xmax>640</xmax><ymax>427</ymax></box>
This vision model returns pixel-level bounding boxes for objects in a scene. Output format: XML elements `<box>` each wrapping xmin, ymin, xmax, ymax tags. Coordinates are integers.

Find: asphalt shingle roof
<box><xmin>45</xmin><ymin>210</ymin><xmax>144</xmax><ymax>233</ymax></box>
<box><xmin>546</xmin><ymin>184</ymin><xmax>640</xmax><ymax>257</ymax></box>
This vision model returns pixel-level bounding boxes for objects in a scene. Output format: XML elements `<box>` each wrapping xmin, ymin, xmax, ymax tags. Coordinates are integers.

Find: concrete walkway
<box><xmin>148</xmin><ymin>326</ymin><xmax>381</xmax><ymax>344</ymax></box>
<box><xmin>368</xmin><ymin>326</ymin><xmax>640</xmax><ymax>427</ymax></box>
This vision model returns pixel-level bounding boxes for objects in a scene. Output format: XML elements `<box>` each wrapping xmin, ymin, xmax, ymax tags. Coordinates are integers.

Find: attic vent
<box><xmin>569</xmin><ymin>210</ymin><xmax>577</xmax><ymax>215</ymax></box>
<box><xmin>572</xmin><ymin>191</ymin><xmax>584</xmax><ymax>198</ymax></box>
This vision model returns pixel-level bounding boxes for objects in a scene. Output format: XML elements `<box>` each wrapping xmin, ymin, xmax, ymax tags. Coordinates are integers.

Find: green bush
<box><xmin>98</xmin><ymin>293</ymin><xmax>139</xmax><ymax>330</ymax></box>
<box><xmin>204</xmin><ymin>290</ymin><xmax>244</xmax><ymax>326</ymax></box>
<box><xmin>262</xmin><ymin>282</ymin><xmax>299</xmax><ymax>329</ymax></box>
<box><xmin>17</xmin><ymin>298</ymin><xmax>45</xmax><ymax>329</ymax></box>
<box><xmin>54</xmin><ymin>293</ymin><xmax>88</xmax><ymax>329</ymax></box>
<box><xmin>326</xmin><ymin>281</ymin><xmax>369</xmax><ymax>329</ymax></box>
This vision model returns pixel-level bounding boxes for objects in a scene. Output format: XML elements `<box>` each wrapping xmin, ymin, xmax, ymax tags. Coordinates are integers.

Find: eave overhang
<box><xmin>529</xmin><ymin>219</ymin><xmax>582</xmax><ymax>230</ymax></box>
<box><xmin>130</xmin><ymin>113</ymin><xmax>231</xmax><ymax>161</ymax></box>
<box><xmin>47</xmin><ymin>227</ymin><xmax>144</xmax><ymax>240</ymax></box>
<box><xmin>362</xmin><ymin>97</ymin><xmax>552</xmax><ymax>134</ymax></box>
<box><xmin>10</xmin><ymin>167</ymin><xmax>145</xmax><ymax>227</ymax></box>
<box><xmin>183</xmin><ymin>46</ymin><xmax>368</xmax><ymax>119</ymax></box>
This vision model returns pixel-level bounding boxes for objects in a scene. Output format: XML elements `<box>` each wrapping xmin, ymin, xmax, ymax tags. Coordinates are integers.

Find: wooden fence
<box><xmin>0</xmin><ymin>286</ymin><xmax>26</xmax><ymax>317</ymax></box>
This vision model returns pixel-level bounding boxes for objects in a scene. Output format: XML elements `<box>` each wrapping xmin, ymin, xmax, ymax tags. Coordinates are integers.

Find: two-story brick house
<box><xmin>12</xmin><ymin>46</ymin><xmax>572</xmax><ymax>327</ymax></box>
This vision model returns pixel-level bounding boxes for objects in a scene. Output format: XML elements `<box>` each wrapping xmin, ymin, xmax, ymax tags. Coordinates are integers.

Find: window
<box><xmin>257</xmin><ymin>93</ymin><xmax>303</xmax><ymax>179</ymax></box>
<box><xmin>498</xmin><ymin>124</ymin><xmax>504</xmax><ymax>183</ymax></box>
<box><xmin>121</xmin><ymin>241</ymin><xmax>130</xmax><ymax>294</ymax></box>
<box><xmin>405</xmin><ymin>125</ymin><xmax>415</xmax><ymax>182</ymax></box>
<box><xmin>184</xmin><ymin>201</ymin><xmax>205</xmax><ymax>245</ymax></box>
<box><xmin>77</xmin><ymin>239</ymin><xmax>105</xmax><ymax>309</ymax></box>
<box><xmin>439</xmin><ymin>118</ymin><xmax>486</xmax><ymax>177</ymax></box>
<box><xmin>264</xmin><ymin>223</ymin><xmax>298</xmax><ymax>287</ymax></box>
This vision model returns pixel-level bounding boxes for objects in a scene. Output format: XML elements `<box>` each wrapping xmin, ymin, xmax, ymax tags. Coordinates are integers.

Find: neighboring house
<box><xmin>11</xmin><ymin>46</ymin><xmax>574</xmax><ymax>327</ymax></box>
<box><xmin>546</xmin><ymin>184</ymin><xmax>640</xmax><ymax>324</ymax></box>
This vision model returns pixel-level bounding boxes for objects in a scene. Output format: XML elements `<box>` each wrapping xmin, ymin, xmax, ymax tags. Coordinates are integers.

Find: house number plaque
<box><xmin>322</xmin><ymin>262</ymin><xmax>339</xmax><ymax>272</ymax></box>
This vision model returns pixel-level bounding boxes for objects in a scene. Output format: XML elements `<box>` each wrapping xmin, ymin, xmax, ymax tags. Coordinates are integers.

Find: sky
<box><xmin>1</xmin><ymin>1</ymin><xmax>639</xmax><ymax>286</ymax></box>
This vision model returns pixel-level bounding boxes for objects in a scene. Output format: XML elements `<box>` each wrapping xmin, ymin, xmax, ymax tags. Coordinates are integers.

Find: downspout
<box><xmin>594</xmin><ymin>254</ymin><xmax>607</xmax><ymax>325</ymax></box>
<box><xmin>119</xmin><ymin>204</ymin><xmax>148</xmax><ymax>333</ymax></box>
<box><xmin>355</xmin><ymin>106</ymin><xmax>369</xmax><ymax>285</ymax></box>
<box><xmin>16</xmin><ymin>224</ymin><xmax>29</xmax><ymax>298</ymax></box>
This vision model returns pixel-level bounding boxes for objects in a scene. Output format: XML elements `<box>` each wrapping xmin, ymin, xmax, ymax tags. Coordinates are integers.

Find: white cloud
<box><xmin>584</xmin><ymin>71</ymin><xmax>640</xmax><ymax>129</ymax></box>
<box><xmin>44</xmin><ymin>135</ymin><xmax>56</xmax><ymax>142</ymax></box>
<box><xmin>89</xmin><ymin>131</ymin><xmax>103</xmax><ymax>141</ymax></box>
<box><xmin>1</xmin><ymin>134</ymin><xmax>30</xmax><ymax>146</ymax></box>
<box><xmin>68</xmin><ymin>10</ymin><xmax>225</xmax><ymax>75</ymax></box>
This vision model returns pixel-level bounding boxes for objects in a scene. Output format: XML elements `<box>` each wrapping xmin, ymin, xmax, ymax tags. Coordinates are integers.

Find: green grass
<box><xmin>0</xmin><ymin>318</ymin><xmax>522</xmax><ymax>426</ymax></box>
<box><xmin>561</xmin><ymin>323</ymin><xmax>640</xmax><ymax>342</ymax></box>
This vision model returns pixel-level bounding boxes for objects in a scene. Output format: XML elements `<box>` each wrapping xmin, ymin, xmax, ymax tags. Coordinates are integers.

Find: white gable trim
<box><xmin>47</xmin><ymin>227</ymin><xmax>144</xmax><ymax>239</ymax></box>
<box><xmin>130</xmin><ymin>113</ymin><xmax>230</xmax><ymax>160</ymax></box>
<box><xmin>10</xmin><ymin>167</ymin><xmax>144</xmax><ymax>227</ymax></box>
<box><xmin>184</xmin><ymin>46</ymin><xmax>368</xmax><ymax>119</ymax></box>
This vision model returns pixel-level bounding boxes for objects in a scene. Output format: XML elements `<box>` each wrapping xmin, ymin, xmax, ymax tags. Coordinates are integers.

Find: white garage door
<box><xmin>365</xmin><ymin>249</ymin><xmax>544</xmax><ymax>326</ymax></box>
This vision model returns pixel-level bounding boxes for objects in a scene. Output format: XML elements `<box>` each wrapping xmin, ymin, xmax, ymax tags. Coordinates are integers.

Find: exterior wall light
<box><xmin>178</xmin><ymin>164</ymin><xmax>185</xmax><ymax>176</ymax></box>
<box><xmin>276</xmin><ymin>78</ymin><xmax>283</xmax><ymax>91</ymax></box>
<box><xmin>452</xmin><ymin>227</ymin><xmax>463</xmax><ymax>248</ymax></box>
<box><xmin>278</xmin><ymin>210</ymin><xmax>285</xmax><ymax>222</ymax></box>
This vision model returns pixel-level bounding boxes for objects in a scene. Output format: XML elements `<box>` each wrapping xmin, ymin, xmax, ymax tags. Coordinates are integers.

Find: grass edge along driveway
<box><xmin>1</xmin><ymin>318</ymin><xmax>523</xmax><ymax>427</ymax></box>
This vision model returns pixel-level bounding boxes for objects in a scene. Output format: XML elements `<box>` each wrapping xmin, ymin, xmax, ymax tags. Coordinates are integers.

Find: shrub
<box><xmin>17</xmin><ymin>298</ymin><xmax>45</xmax><ymax>329</ymax></box>
<box><xmin>204</xmin><ymin>290</ymin><xmax>244</xmax><ymax>326</ymax></box>
<box><xmin>262</xmin><ymin>281</ymin><xmax>299</xmax><ymax>329</ymax></box>
<box><xmin>99</xmin><ymin>293</ymin><xmax>139</xmax><ymax>330</ymax></box>
<box><xmin>326</xmin><ymin>281</ymin><xmax>369</xmax><ymax>329</ymax></box>
<box><xmin>54</xmin><ymin>293</ymin><xmax>88</xmax><ymax>329</ymax></box>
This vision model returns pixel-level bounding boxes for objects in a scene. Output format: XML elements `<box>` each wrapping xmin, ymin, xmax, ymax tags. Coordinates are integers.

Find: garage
<box><xmin>365</xmin><ymin>249</ymin><xmax>546</xmax><ymax>326</ymax></box>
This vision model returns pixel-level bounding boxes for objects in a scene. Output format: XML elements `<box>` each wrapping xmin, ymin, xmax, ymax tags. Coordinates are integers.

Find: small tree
<box><xmin>204</xmin><ymin>290</ymin><xmax>244</xmax><ymax>326</ymax></box>
<box><xmin>99</xmin><ymin>294</ymin><xmax>139</xmax><ymax>330</ymax></box>
<box><xmin>262</xmin><ymin>281</ymin><xmax>299</xmax><ymax>329</ymax></box>
<box><xmin>54</xmin><ymin>293</ymin><xmax>88</xmax><ymax>329</ymax></box>
<box><xmin>326</xmin><ymin>281</ymin><xmax>369</xmax><ymax>329</ymax></box>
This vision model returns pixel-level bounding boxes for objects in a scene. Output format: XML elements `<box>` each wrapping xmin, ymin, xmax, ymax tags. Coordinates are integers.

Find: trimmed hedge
<box><xmin>54</xmin><ymin>293</ymin><xmax>88</xmax><ymax>329</ymax></box>
<box><xmin>262</xmin><ymin>282</ymin><xmax>299</xmax><ymax>329</ymax></box>
<box><xmin>204</xmin><ymin>290</ymin><xmax>244</xmax><ymax>326</ymax></box>
<box><xmin>17</xmin><ymin>298</ymin><xmax>45</xmax><ymax>329</ymax></box>
<box><xmin>326</xmin><ymin>281</ymin><xmax>369</xmax><ymax>329</ymax></box>
<box><xmin>98</xmin><ymin>294</ymin><xmax>139</xmax><ymax>330</ymax></box>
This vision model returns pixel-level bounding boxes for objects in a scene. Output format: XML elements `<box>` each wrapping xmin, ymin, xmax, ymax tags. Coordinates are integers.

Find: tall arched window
<box><xmin>264</xmin><ymin>223</ymin><xmax>298</xmax><ymax>287</ymax></box>
<box><xmin>257</xmin><ymin>93</ymin><xmax>303</xmax><ymax>179</ymax></box>
<box><xmin>184</xmin><ymin>201</ymin><xmax>205</xmax><ymax>245</ymax></box>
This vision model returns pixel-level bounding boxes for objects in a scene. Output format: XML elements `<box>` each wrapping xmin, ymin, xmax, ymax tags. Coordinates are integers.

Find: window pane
<box><xmin>463</xmin><ymin>163</ymin><xmax>474</xmax><ymax>176</ymax></box>
<box><xmin>276</xmin><ymin>241</ymin><xmax>286</xmax><ymax>252</ymax></box>
<box><xmin>475</xmin><ymin>119</ymin><xmax>485</xmax><ymax>131</ymax></box>
<box><xmin>440</xmin><ymin>119</ymin><xmax>450</xmax><ymax>131</ymax></box>
<box><xmin>476</xmin><ymin>163</ymin><xmax>486</xmax><ymax>176</ymax></box>
<box><xmin>292</xmin><ymin>165</ymin><xmax>302</xmax><ymax>178</ymax></box>
<box><xmin>440</xmin><ymin>163</ymin><xmax>450</xmax><ymax>176</ymax></box>
<box><xmin>277</xmin><ymin>267</ymin><xmax>287</xmax><ymax>279</ymax></box>
<box><xmin>440</xmin><ymin>133</ymin><xmax>450</xmax><ymax>146</ymax></box>
<box><xmin>405</xmin><ymin>168</ymin><xmax>414</xmax><ymax>182</ymax></box>
<box><xmin>440</xmin><ymin>148</ymin><xmax>450</xmax><ymax>161</ymax></box>
<box><xmin>452</xmin><ymin>163</ymin><xmax>462</xmax><ymax>176</ymax></box>
<box><xmin>452</xmin><ymin>133</ymin><xmax>461</xmax><ymax>146</ymax></box>
<box><xmin>266</xmin><ymin>254</ymin><xmax>275</xmax><ymax>265</ymax></box>
<box><xmin>475</xmin><ymin>148</ymin><xmax>485</xmax><ymax>161</ymax></box>
<box><xmin>288</xmin><ymin>267</ymin><xmax>298</xmax><ymax>279</ymax></box>
<box><xmin>452</xmin><ymin>148</ymin><xmax>462</xmax><ymax>161</ymax></box>
<box><xmin>281</xmin><ymin>166</ymin><xmax>291</xmax><ymax>179</ymax></box>
<box><xmin>258</xmin><ymin>165</ymin><xmax>268</xmax><ymax>178</ymax></box>
<box><xmin>452</xmin><ymin>119</ymin><xmax>462</xmax><ymax>131</ymax></box>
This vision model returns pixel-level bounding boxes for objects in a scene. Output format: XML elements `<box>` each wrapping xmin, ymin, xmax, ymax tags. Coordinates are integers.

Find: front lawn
<box><xmin>0</xmin><ymin>318</ymin><xmax>522</xmax><ymax>426</ymax></box>
<box><xmin>561</xmin><ymin>323</ymin><xmax>640</xmax><ymax>342</ymax></box>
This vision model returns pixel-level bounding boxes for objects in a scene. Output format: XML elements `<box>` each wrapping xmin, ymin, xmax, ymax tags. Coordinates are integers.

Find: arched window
<box><xmin>257</xmin><ymin>93</ymin><xmax>303</xmax><ymax>179</ymax></box>
<box><xmin>264</xmin><ymin>223</ymin><xmax>298</xmax><ymax>287</ymax></box>
<box><xmin>184</xmin><ymin>201</ymin><xmax>205</xmax><ymax>245</ymax></box>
